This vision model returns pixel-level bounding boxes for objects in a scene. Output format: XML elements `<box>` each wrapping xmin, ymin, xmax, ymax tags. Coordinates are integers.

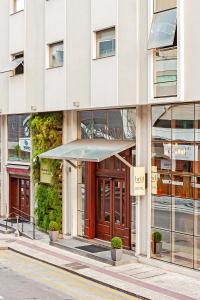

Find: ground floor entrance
<box><xmin>84</xmin><ymin>149</ymin><xmax>132</xmax><ymax>249</ymax></box>
<box><xmin>9</xmin><ymin>176</ymin><xmax>30</xmax><ymax>218</ymax></box>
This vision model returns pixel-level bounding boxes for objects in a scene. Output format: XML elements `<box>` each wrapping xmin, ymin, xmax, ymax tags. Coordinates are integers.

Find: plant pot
<box><xmin>155</xmin><ymin>242</ymin><xmax>162</xmax><ymax>255</ymax></box>
<box><xmin>49</xmin><ymin>230</ymin><xmax>59</xmax><ymax>242</ymax></box>
<box><xmin>111</xmin><ymin>248</ymin><xmax>123</xmax><ymax>261</ymax></box>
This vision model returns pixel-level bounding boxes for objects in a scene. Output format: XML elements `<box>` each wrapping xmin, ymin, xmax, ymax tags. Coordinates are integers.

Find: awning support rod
<box><xmin>114</xmin><ymin>153</ymin><xmax>133</xmax><ymax>169</ymax></box>
<box><xmin>66</xmin><ymin>160</ymin><xmax>77</xmax><ymax>169</ymax></box>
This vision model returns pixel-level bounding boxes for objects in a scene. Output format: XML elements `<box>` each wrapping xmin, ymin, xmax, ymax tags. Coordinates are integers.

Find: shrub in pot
<box><xmin>49</xmin><ymin>221</ymin><xmax>59</xmax><ymax>242</ymax></box>
<box><xmin>111</xmin><ymin>237</ymin><xmax>123</xmax><ymax>261</ymax></box>
<box><xmin>152</xmin><ymin>231</ymin><xmax>162</xmax><ymax>255</ymax></box>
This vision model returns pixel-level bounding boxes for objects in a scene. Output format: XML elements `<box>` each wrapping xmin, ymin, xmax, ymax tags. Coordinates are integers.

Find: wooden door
<box><xmin>9</xmin><ymin>176</ymin><xmax>30</xmax><ymax>218</ymax></box>
<box><xmin>95</xmin><ymin>177</ymin><xmax>131</xmax><ymax>248</ymax></box>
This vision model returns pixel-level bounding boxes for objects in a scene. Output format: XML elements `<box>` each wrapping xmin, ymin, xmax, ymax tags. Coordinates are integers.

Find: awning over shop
<box><xmin>0</xmin><ymin>57</ymin><xmax>24</xmax><ymax>73</ymax></box>
<box><xmin>39</xmin><ymin>139</ymin><xmax>135</xmax><ymax>163</ymax></box>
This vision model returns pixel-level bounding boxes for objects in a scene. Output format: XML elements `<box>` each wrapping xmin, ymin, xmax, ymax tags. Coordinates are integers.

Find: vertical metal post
<box><xmin>15</xmin><ymin>216</ymin><xmax>20</xmax><ymax>237</ymax></box>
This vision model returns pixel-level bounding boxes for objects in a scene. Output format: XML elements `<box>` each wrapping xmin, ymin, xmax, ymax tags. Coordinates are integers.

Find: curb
<box><xmin>9</xmin><ymin>247</ymin><xmax>150</xmax><ymax>300</ymax></box>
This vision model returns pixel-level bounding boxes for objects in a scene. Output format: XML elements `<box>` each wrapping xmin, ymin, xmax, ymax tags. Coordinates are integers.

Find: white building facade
<box><xmin>0</xmin><ymin>0</ymin><xmax>200</xmax><ymax>270</ymax></box>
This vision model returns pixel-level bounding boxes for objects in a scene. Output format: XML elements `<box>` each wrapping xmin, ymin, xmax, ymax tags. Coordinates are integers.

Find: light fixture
<box><xmin>31</xmin><ymin>105</ymin><xmax>37</xmax><ymax>111</ymax></box>
<box><xmin>73</xmin><ymin>101</ymin><xmax>80</xmax><ymax>108</ymax></box>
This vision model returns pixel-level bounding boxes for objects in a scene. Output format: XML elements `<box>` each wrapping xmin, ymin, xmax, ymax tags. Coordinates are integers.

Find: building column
<box><xmin>135</xmin><ymin>105</ymin><xmax>151</xmax><ymax>257</ymax></box>
<box><xmin>1</xmin><ymin>115</ymin><xmax>8</xmax><ymax>217</ymax></box>
<box><xmin>62</xmin><ymin>111</ymin><xmax>78</xmax><ymax>236</ymax></box>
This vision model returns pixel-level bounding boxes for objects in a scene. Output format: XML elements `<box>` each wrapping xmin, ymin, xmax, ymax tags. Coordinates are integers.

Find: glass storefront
<box><xmin>152</xmin><ymin>103</ymin><xmax>200</xmax><ymax>269</ymax></box>
<box><xmin>7</xmin><ymin>114</ymin><xmax>31</xmax><ymax>162</ymax></box>
<box><xmin>78</xmin><ymin>108</ymin><xmax>136</xmax><ymax>250</ymax></box>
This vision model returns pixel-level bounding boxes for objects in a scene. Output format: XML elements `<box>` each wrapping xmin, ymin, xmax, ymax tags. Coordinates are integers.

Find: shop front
<box><xmin>152</xmin><ymin>103</ymin><xmax>200</xmax><ymax>270</ymax></box>
<box><xmin>40</xmin><ymin>108</ymin><xmax>137</xmax><ymax>250</ymax></box>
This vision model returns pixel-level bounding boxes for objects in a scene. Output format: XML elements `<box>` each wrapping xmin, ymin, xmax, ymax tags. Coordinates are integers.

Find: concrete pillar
<box><xmin>135</xmin><ymin>105</ymin><xmax>151</xmax><ymax>257</ymax></box>
<box><xmin>1</xmin><ymin>115</ymin><xmax>8</xmax><ymax>217</ymax></box>
<box><xmin>62</xmin><ymin>110</ymin><xmax>78</xmax><ymax>236</ymax></box>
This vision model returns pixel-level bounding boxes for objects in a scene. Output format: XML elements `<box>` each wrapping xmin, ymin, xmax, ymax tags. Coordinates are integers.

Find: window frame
<box><xmin>95</xmin><ymin>27</ymin><xmax>116</xmax><ymax>59</ymax></box>
<box><xmin>11</xmin><ymin>52</ymin><xmax>24</xmax><ymax>76</ymax></box>
<box><xmin>48</xmin><ymin>41</ymin><xmax>64</xmax><ymax>69</ymax></box>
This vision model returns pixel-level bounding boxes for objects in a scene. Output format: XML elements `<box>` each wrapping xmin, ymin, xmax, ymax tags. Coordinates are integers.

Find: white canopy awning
<box><xmin>0</xmin><ymin>57</ymin><xmax>24</xmax><ymax>74</ymax></box>
<box><xmin>39</xmin><ymin>139</ymin><xmax>135</xmax><ymax>162</ymax></box>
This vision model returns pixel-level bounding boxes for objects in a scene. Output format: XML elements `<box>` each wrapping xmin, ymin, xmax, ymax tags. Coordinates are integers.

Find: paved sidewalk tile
<box><xmin>0</xmin><ymin>233</ymin><xmax>199</xmax><ymax>300</ymax></box>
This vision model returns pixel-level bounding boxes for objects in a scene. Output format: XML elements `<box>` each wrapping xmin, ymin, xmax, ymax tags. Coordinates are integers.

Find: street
<box><xmin>0</xmin><ymin>250</ymin><xmax>136</xmax><ymax>300</ymax></box>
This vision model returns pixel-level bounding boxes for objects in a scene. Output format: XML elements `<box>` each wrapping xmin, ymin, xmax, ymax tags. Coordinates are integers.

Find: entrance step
<box><xmin>50</xmin><ymin>237</ymin><xmax>137</xmax><ymax>266</ymax></box>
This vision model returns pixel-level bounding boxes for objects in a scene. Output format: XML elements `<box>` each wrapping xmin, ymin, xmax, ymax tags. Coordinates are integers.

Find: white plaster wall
<box><xmin>0</xmin><ymin>0</ymin><xmax>9</xmax><ymax>114</ymax></box>
<box><xmin>45</xmin><ymin>0</ymin><xmax>65</xmax><ymax>44</ymax></box>
<box><xmin>45</xmin><ymin>67</ymin><xmax>65</xmax><ymax>111</ymax></box>
<box><xmin>25</xmin><ymin>0</ymin><xmax>45</xmax><ymax>113</ymax></box>
<box><xmin>183</xmin><ymin>0</ymin><xmax>200</xmax><ymax>101</ymax></box>
<box><xmin>91</xmin><ymin>0</ymin><xmax>118</xmax><ymax>107</ymax></box>
<box><xmin>9</xmin><ymin>75</ymin><xmax>25</xmax><ymax>113</ymax></box>
<box><xmin>9</xmin><ymin>11</ymin><xmax>25</xmax><ymax>54</ymax></box>
<box><xmin>66</xmin><ymin>0</ymin><xmax>91</xmax><ymax>109</ymax></box>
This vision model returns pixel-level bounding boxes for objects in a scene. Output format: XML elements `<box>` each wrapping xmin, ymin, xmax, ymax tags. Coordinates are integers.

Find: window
<box><xmin>12</xmin><ymin>53</ymin><xmax>24</xmax><ymax>75</ymax></box>
<box><xmin>154</xmin><ymin>0</ymin><xmax>176</xmax><ymax>13</ymax></box>
<box><xmin>13</xmin><ymin>0</ymin><xmax>24</xmax><ymax>13</ymax></box>
<box><xmin>154</xmin><ymin>48</ymin><xmax>177</xmax><ymax>97</ymax></box>
<box><xmin>96</xmin><ymin>28</ymin><xmax>115</xmax><ymax>59</ymax></box>
<box><xmin>49</xmin><ymin>42</ymin><xmax>64</xmax><ymax>68</ymax></box>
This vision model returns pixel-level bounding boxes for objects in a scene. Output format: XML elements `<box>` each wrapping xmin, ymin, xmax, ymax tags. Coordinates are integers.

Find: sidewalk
<box><xmin>0</xmin><ymin>233</ymin><xmax>200</xmax><ymax>300</ymax></box>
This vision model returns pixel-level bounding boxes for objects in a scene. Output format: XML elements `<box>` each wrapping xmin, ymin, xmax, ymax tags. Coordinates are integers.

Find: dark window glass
<box><xmin>93</xmin><ymin>111</ymin><xmax>107</xmax><ymax>139</ymax></box>
<box><xmin>107</xmin><ymin>110</ymin><xmax>123</xmax><ymax>140</ymax></box>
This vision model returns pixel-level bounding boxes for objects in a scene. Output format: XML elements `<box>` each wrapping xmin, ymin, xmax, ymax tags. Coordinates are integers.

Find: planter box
<box><xmin>111</xmin><ymin>248</ymin><xmax>123</xmax><ymax>261</ymax></box>
<box><xmin>49</xmin><ymin>230</ymin><xmax>59</xmax><ymax>242</ymax></box>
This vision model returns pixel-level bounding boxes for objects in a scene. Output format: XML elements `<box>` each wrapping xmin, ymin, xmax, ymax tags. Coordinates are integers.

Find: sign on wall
<box><xmin>40</xmin><ymin>161</ymin><xmax>53</xmax><ymax>184</ymax></box>
<box><xmin>130</xmin><ymin>167</ymin><xmax>146</xmax><ymax>196</ymax></box>
<box><xmin>19</xmin><ymin>138</ymin><xmax>31</xmax><ymax>152</ymax></box>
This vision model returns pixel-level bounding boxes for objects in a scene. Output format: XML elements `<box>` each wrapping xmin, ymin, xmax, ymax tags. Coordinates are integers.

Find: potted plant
<box><xmin>152</xmin><ymin>231</ymin><xmax>162</xmax><ymax>255</ymax></box>
<box><xmin>49</xmin><ymin>221</ymin><xmax>59</xmax><ymax>242</ymax></box>
<box><xmin>111</xmin><ymin>237</ymin><xmax>123</xmax><ymax>261</ymax></box>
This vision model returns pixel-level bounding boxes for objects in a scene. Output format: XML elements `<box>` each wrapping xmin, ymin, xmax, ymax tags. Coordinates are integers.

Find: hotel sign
<box><xmin>131</xmin><ymin>167</ymin><xmax>145</xmax><ymax>196</ymax></box>
<box><xmin>40</xmin><ymin>161</ymin><xmax>53</xmax><ymax>184</ymax></box>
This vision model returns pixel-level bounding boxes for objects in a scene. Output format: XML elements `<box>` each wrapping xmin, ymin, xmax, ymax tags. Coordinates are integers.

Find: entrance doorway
<box><xmin>96</xmin><ymin>177</ymin><xmax>130</xmax><ymax>247</ymax></box>
<box><xmin>9</xmin><ymin>176</ymin><xmax>30</xmax><ymax>218</ymax></box>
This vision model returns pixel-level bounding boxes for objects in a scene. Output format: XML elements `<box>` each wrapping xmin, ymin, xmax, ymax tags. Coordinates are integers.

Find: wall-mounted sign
<box><xmin>40</xmin><ymin>161</ymin><xmax>53</xmax><ymax>184</ymax></box>
<box><xmin>130</xmin><ymin>167</ymin><xmax>145</xmax><ymax>196</ymax></box>
<box><xmin>164</xmin><ymin>143</ymin><xmax>198</xmax><ymax>161</ymax></box>
<box><xmin>19</xmin><ymin>138</ymin><xmax>31</xmax><ymax>152</ymax></box>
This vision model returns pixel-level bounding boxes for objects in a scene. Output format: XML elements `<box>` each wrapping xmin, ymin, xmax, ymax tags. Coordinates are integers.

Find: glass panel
<box><xmin>154</xmin><ymin>0</ymin><xmax>177</xmax><ymax>13</ymax></box>
<box><xmin>105</xmin><ymin>181</ymin><xmax>110</xmax><ymax>222</ymax></box>
<box><xmin>8</xmin><ymin>114</ymin><xmax>31</xmax><ymax>162</ymax></box>
<box><xmin>79</xmin><ymin>111</ymin><xmax>93</xmax><ymax>139</ymax></box>
<box><xmin>152</xmin><ymin>195</ymin><xmax>171</xmax><ymax>230</ymax></box>
<box><xmin>151</xmin><ymin>229</ymin><xmax>171</xmax><ymax>262</ymax></box>
<box><xmin>123</xmin><ymin>109</ymin><xmax>136</xmax><ymax>140</ymax></box>
<box><xmin>49</xmin><ymin>42</ymin><xmax>64</xmax><ymax>68</ymax></box>
<box><xmin>194</xmin><ymin>200</ymin><xmax>200</xmax><ymax>236</ymax></box>
<box><xmin>172</xmin><ymin>175</ymin><xmax>194</xmax><ymax>199</ymax></box>
<box><xmin>194</xmin><ymin>237</ymin><xmax>200</xmax><ymax>270</ymax></box>
<box><xmin>172</xmin><ymin>104</ymin><xmax>194</xmax><ymax>142</ymax></box>
<box><xmin>154</xmin><ymin>48</ymin><xmax>177</xmax><ymax>98</ymax></box>
<box><xmin>96</xmin><ymin>28</ymin><xmax>115</xmax><ymax>58</ymax></box>
<box><xmin>148</xmin><ymin>9</ymin><xmax>177</xmax><ymax>49</ymax></box>
<box><xmin>122</xmin><ymin>181</ymin><xmax>125</xmax><ymax>225</ymax></box>
<box><xmin>97</xmin><ymin>181</ymin><xmax>103</xmax><ymax>222</ymax></box>
<box><xmin>114</xmin><ymin>181</ymin><xmax>120</xmax><ymax>225</ymax></box>
<box><xmin>131</xmin><ymin>197</ymin><xmax>136</xmax><ymax>251</ymax></box>
<box><xmin>93</xmin><ymin>111</ymin><xmax>107</xmax><ymax>139</ymax></box>
<box><xmin>15</xmin><ymin>0</ymin><xmax>24</xmax><ymax>12</ymax></box>
<box><xmin>152</xmin><ymin>105</ymin><xmax>171</xmax><ymax>141</ymax></box>
<box><xmin>172</xmin><ymin>197</ymin><xmax>194</xmax><ymax>234</ymax></box>
<box><xmin>107</xmin><ymin>110</ymin><xmax>123</xmax><ymax>140</ymax></box>
<box><xmin>156</xmin><ymin>173</ymin><xmax>171</xmax><ymax>196</ymax></box>
<box><xmin>172</xmin><ymin>233</ymin><xmax>193</xmax><ymax>268</ymax></box>
<box><xmin>152</xmin><ymin>142</ymin><xmax>172</xmax><ymax>172</ymax></box>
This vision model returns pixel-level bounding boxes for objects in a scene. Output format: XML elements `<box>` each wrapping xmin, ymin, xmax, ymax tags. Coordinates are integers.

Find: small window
<box><xmin>12</xmin><ymin>53</ymin><xmax>24</xmax><ymax>75</ymax></box>
<box><xmin>13</xmin><ymin>0</ymin><xmax>24</xmax><ymax>13</ymax></box>
<box><xmin>154</xmin><ymin>0</ymin><xmax>176</xmax><ymax>13</ymax></box>
<box><xmin>96</xmin><ymin>28</ymin><xmax>115</xmax><ymax>59</ymax></box>
<box><xmin>49</xmin><ymin>42</ymin><xmax>64</xmax><ymax>68</ymax></box>
<box><xmin>148</xmin><ymin>8</ymin><xmax>177</xmax><ymax>49</ymax></box>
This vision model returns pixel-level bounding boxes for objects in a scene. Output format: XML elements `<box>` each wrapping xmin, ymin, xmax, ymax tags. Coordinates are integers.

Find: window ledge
<box><xmin>46</xmin><ymin>65</ymin><xmax>64</xmax><ymax>70</ymax></box>
<box><xmin>10</xmin><ymin>10</ymin><xmax>24</xmax><ymax>16</ymax></box>
<box><xmin>92</xmin><ymin>54</ymin><xmax>116</xmax><ymax>61</ymax></box>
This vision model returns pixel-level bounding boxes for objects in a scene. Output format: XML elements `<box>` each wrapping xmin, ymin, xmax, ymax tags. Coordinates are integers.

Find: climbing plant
<box><xmin>29</xmin><ymin>112</ymin><xmax>63</xmax><ymax>231</ymax></box>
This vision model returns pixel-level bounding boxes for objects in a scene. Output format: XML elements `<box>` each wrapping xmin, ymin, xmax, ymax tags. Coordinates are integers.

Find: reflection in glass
<box><xmin>152</xmin><ymin>196</ymin><xmax>171</xmax><ymax>230</ymax></box>
<box><xmin>172</xmin><ymin>197</ymin><xmax>194</xmax><ymax>234</ymax></box>
<box><xmin>172</xmin><ymin>104</ymin><xmax>194</xmax><ymax>142</ymax></box>
<box><xmin>123</xmin><ymin>109</ymin><xmax>136</xmax><ymax>140</ymax></box>
<box><xmin>172</xmin><ymin>233</ymin><xmax>193</xmax><ymax>268</ymax></box>
<box><xmin>152</xmin><ymin>105</ymin><xmax>171</xmax><ymax>141</ymax></box>
<box><xmin>151</xmin><ymin>229</ymin><xmax>171</xmax><ymax>262</ymax></box>
<box><xmin>194</xmin><ymin>201</ymin><xmax>200</xmax><ymax>236</ymax></box>
<box><xmin>108</xmin><ymin>110</ymin><xmax>123</xmax><ymax>140</ymax></box>
<box><xmin>148</xmin><ymin>9</ymin><xmax>177</xmax><ymax>49</ymax></box>
<box><xmin>80</xmin><ymin>111</ymin><xmax>93</xmax><ymax>139</ymax></box>
<box><xmin>93</xmin><ymin>111</ymin><xmax>107</xmax><ymax>139</ymax></box>
<box><xmin>105</xmin><ymin>181</ymin><xmax>110</xmax><ymax>222</ymax></box>
<box><xmin>122</xmin><ymin>182</ymin><xmax>125</xmax><ymax>225</ymax></box>
<box><xmin>157</xmin><ymin>173</ymin><xmax>171</xmax><ymax>196</ymax></box>
<box><xmin>114</xmin><ymin>181</ymin><xmax>120</xmax><ymax>224</ymax></box>
<box><xmin>172</xmin><ymin>175</ymin><xmax>194</xmax><ymax>199</ymax></box>
<box><xmin>194</xmin><ymin>237</ymin><xmax>200</xmax><ymax>270</ymax></box>
<box><xmin>152</xmin><ymin>142</ymin><xmax>172</xmax><ymax>172</ymax></box>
